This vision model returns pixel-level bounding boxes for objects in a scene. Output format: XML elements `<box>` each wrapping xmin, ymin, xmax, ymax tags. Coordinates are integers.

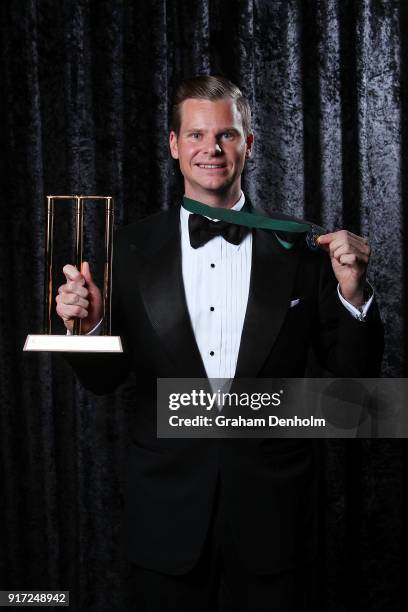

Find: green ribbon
<box><xmin>182</xmin><ymin>196</ymin><xmax>320</xmax><ymax>250</ymax></box>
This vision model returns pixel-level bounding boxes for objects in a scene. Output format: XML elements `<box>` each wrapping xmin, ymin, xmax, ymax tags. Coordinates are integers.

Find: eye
<box><xmin>190</xmin><ymin>132</ymin><xmax>201</xmax><ymax>140</ymax></box>
<box><xmin>221</xmin><ymin>132</ymin><xmax>234</xmax><ymax>140</ymax></box>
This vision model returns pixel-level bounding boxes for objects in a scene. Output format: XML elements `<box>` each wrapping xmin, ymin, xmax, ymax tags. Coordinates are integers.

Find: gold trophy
<box><xmin>24</xmin><ymin>195</ymin><xmax>123</xmax><ymax>352</ymax></box>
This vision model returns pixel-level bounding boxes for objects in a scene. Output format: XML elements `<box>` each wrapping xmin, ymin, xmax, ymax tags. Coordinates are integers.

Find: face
<box><xmin>169</xmin><ymin>97</ymin><xmax>253</xmax><ymax>205</ymax></box>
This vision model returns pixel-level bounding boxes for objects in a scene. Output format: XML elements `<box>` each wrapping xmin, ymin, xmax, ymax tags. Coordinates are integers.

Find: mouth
<box><xmin>195</xmin><ymin>163</ymin><xmax>227</xmax><ymax>170</ymax></box>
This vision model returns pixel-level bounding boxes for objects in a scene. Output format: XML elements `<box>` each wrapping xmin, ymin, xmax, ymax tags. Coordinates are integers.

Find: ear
<box><xmin>245</xmin><ymin>133</ymin><xmax>254</xmax><ymax>158</ymax></box>
<box><xmin>169</xmin><ymin>131</ymin><xmax>179</xmax><ymax>159</ymax></box>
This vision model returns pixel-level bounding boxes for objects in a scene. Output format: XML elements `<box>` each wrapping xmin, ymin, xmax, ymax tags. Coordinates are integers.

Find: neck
<box><xmin>184</xmin><ymin>186</ymin><xmax>242</xmax><ymax>209</ymax></box>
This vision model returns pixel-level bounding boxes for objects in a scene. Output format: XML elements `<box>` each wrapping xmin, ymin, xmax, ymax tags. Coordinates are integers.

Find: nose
<box><xmin>204</xmin><ymin>137</ymin><xmax>222</xmax><ymax>156</ymax></box>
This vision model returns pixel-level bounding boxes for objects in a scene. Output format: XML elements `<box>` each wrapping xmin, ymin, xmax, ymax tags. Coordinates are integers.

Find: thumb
<box><xmin>81</xmin><ymin>261</ymin><xmax>96</xmax><ymax>287</ymax></box>
<box><xmin>63</xmin><ymin>264</ymin><xmax>84</xmax><ymax>284</ymax></box>
<box><xmin>316</xmin><ymin>233</ymin><xmax>332</xmax><ymax>253</ymax></box>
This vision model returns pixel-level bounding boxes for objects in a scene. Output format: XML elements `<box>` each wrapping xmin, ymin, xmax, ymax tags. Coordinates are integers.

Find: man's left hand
<box><xmin>317</xmin><ymin>230</ymin><xmax>370</xmax><ymax>307</ymax></box>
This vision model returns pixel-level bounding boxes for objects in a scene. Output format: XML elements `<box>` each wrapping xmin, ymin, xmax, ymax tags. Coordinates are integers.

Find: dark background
<box><xmin>0</xmin><ymin>0</ymin><xmax>407</xmax><ymax>610</ymax></box>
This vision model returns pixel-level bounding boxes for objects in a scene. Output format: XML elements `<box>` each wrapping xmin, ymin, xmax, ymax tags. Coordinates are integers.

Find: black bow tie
<box><xmin>188</xmin><ymin>214</ymin><xmax>249</xmax><ymax>249</ymax></box>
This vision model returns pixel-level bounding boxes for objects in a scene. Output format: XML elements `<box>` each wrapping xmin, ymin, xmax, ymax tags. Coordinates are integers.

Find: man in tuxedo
<box><xmin>56</xmin><ymin>76</ymin><xmax>383</xmax><ymax>611</ymax></box>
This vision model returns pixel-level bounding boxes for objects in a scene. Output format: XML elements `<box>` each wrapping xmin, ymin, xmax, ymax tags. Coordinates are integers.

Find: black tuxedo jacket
<box><xmin>69</xmin><ymin>206</ymin><xmax>384</xmax><ymax>575</ymax></box>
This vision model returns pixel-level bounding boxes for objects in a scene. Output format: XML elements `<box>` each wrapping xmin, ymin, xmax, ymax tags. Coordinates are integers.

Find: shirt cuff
<box><xmin>66</xmin><ymin>319</ymin><xmax>103</xmax><ymax>336</ymax></box>
<box><xmin>337</xmin><ymin>283</ymin><xmax>374</xmax><ymax>322</ymax></box>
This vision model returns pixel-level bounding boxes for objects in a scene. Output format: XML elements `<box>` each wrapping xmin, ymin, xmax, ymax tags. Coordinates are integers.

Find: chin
<box><xmin>200</xmin><ymin>179</ymin><xmax>232</xmax><ymax>192</ymax></box>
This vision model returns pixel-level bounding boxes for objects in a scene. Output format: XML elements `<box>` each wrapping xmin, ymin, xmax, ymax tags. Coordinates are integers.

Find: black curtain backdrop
<box><xmin>0</xmin><ymin>1</ymin><xmax>407</xmax><ymax>610</ymax></box>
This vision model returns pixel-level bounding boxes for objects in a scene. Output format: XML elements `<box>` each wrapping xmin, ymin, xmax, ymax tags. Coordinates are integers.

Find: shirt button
<box><xmin>211</xmin><ymin>263</ymin><xmax>215</xmax><ymax>268</ymax></box>
<box><xmin>210</xmin><ymin>351</ymin><xmax>214</xmax><ymax>356</ymax></box>
<box><xmin>210</xmin><ymin>306</ymin><xmax>214</xmax><ymax>311</ymax></box>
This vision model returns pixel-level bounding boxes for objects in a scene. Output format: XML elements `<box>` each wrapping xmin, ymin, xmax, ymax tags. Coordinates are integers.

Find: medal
<box><xmin>306</xmin><ymin>226</ymin><xmax>321</xmax><ymax>251</ymax></box>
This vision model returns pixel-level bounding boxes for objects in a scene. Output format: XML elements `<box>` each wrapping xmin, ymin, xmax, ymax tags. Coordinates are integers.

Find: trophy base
<box><xmin>23</xmin><ymin>334</ymin><xmax>123</xmax><ymax>353</ymax></box>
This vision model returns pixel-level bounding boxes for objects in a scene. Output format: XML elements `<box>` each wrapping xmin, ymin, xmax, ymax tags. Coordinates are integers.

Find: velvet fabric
<box><xmin>0</xmin><ymin>1</ymin><xmax>406</xmax><ymax>610</ymax></box>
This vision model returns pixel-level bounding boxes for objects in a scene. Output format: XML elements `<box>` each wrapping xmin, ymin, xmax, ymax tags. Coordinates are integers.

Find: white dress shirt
<box><xmin>180</xmin><ymin>193</ymin><xmax>251</xmax><ymax>379</ymax></box>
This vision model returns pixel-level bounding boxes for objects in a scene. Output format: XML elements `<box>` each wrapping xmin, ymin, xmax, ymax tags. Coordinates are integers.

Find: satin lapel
<box><xmin>235</xmin><ymin>228</ymin><xmax>300</xmax><ymax>377</ymax></box>
<box><xmin>133</xmin><ymin>209</ymin><xmax>206</xmax><ymax>378</ymax></box>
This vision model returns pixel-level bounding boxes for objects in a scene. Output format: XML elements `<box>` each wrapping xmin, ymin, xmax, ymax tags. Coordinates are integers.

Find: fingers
<box><xmin>63</xmin><ymin>264</ymin><xmax>85</xmax><ymax>284</ymax></box>
<box><xmin>331</xmin><ymin>242</ymin><xmax>370</xmax><ymax>264</ymax></box>
<box><xmin>318</xmin><ymin>230</ymin><xmax>369</xmax><ymax>250</ymax></box>
<box><xmin>336</xmin><ymin>253</ymin><xmax>358</xmax><ymax>266</ymax></box>
<box><xmin>318</xmin><ymin>230</ymin><xmax>367</xmax><ymax>244</ymax></box>
<box><xmin>55</xmin><ymin>262</ymin><xmax>103</xmax><ymax>332</ymax></box>
<box><xmin>319</xmin><ymin>231</ymin><xmax>370</xmax><ymax>303</ymax></box>
<box><xmin>56</xmin><ymin>302</ymin><xmax>89</xmax><ymax>321</ymax></box>
<box><xmin>56</xmin><ymin>292</ymin><xmax>89</xmax><ymax>319</ymax></box>
<box><xmin>56</xmin><ymin>264</ymin><xmax>89</xmax><ymax>325</ymax></box>
<box><xmin>57</xmin><ymin>292</ymin><xmax>89</xmax><ymax>309</ymax></box>
<box><xmin>317</xmin><ymin>230</ymin><xmax>370</xmax><ymax>263</ymax></box>
<box><xmin>58</xmin><ymin>281</ymin><xmax>88</xmax><ymax>297</ymax></box>
<box><xmin>59</xmin><ymin>265</ymin><xmax>88</xmax><ymax>296</ymax></box>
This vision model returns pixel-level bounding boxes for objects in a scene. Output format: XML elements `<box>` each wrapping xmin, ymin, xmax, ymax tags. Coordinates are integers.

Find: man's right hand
<box><xmin>56</xmin><ymin>262</ymin><xmax>103</xmax><ymax>334</ymax></box>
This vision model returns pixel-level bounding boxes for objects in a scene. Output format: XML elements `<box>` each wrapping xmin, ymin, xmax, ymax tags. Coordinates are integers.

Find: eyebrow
<box><xmin>184</xmin><ymin>127</ymin><xmax>240</xmax><ymax>134</ymax></box>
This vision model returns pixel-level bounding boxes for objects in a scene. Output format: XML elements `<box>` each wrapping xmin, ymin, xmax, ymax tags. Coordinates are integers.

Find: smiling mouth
<box><xmin>196</xmin><ymin>164</ymin><xmax>227</xmax><ymax>169</ymax></box>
